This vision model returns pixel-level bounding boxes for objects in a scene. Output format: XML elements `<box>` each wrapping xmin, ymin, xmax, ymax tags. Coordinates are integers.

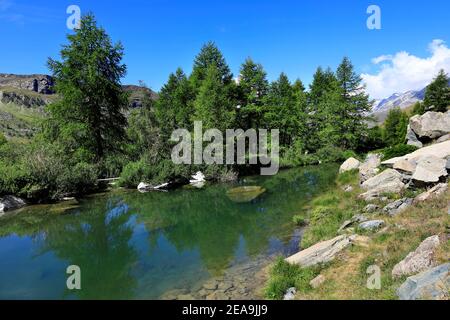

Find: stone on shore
<box><xmin>392</xmin><ymin>235</ymin><xmax>441</xmax><ymax>278</ymax></box>
<box><xmin>285</xmin><ymin>235</ymin><xmax>354</xmax><ymax>267</ymax></box>
<box><xmin>397</xmin><ymin>263</ymin><xmax>450</xmax><ymax>300</ymax></box>
<box><xmin>339</xmin><ymin>157</ymin><xmax>360</xmax><ymax>174</ymax></box>
<box><xmin>0</xmin><ymin>195</ymin><xmax>26</xmax><ymax>214</ymax></box>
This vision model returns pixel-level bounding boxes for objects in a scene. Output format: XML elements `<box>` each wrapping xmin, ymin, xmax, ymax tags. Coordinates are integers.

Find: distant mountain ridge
<box><xmin>372</xmin><ymin>88</ymin><xmax>426</xmax><ymax>114</ymax></box>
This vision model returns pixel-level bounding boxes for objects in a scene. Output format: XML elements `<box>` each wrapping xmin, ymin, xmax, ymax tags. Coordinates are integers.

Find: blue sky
<box><xmin>0</xmin><ymin>0</ymin><xmax>449</xmax><ymax>98</ymax></box>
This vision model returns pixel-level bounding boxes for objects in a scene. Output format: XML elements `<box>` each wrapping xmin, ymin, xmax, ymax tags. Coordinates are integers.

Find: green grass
<box><xmin>0</xmin><ymin>102</ymin><xmax>44</xmax><ymax>139</ymax></box>
<box><xmin>264</xmin><ymin>258</ymin><xmax>323</xmax><ymax>300</ymax></box>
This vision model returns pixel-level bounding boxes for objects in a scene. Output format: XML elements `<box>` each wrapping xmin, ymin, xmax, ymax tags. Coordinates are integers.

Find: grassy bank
<box><xmin>265</xmin><ymin>170</ymin><xmax>450</xmax><ymax>300</ymax></box>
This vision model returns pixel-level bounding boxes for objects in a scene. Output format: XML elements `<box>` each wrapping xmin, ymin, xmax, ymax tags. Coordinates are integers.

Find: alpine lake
<box><xmin>0</xmin><ymin>164</ymin><xmax>338</xmax><ymax>300</ymax></box>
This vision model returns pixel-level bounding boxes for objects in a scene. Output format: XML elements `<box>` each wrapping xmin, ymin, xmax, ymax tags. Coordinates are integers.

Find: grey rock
<box><xmin>286</xmin><ymin>235</ymin><xmax>355</xmax><ymax>267</ymax></box>
<box><xmin>360</xmin><ymin>169</ymin><xmax>405</xmax><ymax>201</ymax></box>
<box><xmin>310</xmin><ymin>275</ymin><xmax>326</xmax><ymax>289</ymax></box>
<box><xmin>364</xmin><ymin>204</ymin><xmax>379</xmax><ymax>213</ymax></box>
<box><xmin>359</xmin><ymin>153</ymin><xmax>382</xmax><ymax>183</ymax></box>
<box><xmin>0</xmin><ymin>73</ymin><xmax>54</xmax><ymax>94</ymax></box>
<box><xmin>358</xmin><ymin>220</ymin><xmax>385</xmax><ymax>231</ymax></box>
<box><xmin>383</xmin><ymin>198</ymin><xmax>413</xmax><ymax>216</ymax></box>
<box><xmin>0</xmin><ymin>195</ymin><xmax>26</xmax><ymax>214</ymax></box>
<box><xmin>412</xmin><ymin>155</ymin><xmax>447</xmax><ymax>184</ymax></box>
<box><xmin>414</xmin><ymin>183</ymin><xmax>448</xmax><ymax>203</ymax></box>
<box><xmin>338</xmin><ymin>214</ymin><xmax>368</xmax><ymax>232</ymax></box>
<box><xmin>382</xmin><ymin>141</ymin><xmax>450</xmax><ymax>167</ymax></box>
<box><xmin>339</xmin><ymin>157</ymin><xmax>361</xmax><ymax>174</ymax></box>
<box><xmin>436</xmin><ymin>133</ymin><xmax>450</xmax><ymax>144</ymax></box>
<box><xmin>406</xmin><ymin>125</ymin><xmax>423</xmax><ymax>149</ymax></box>
<box><xmin>392</xmin><ymin>235</ymin><xmax>441</xmax><ymax>278</ymax></box>
<box><xmin>409</xmin><ymin>111</ymin><xmax>450</xmax><ymax>140</ymax></box>
<box><xmin>283</xmin><ymin>287</ymin><xmax>297</xmax><ymax>300</ymax></box>
<box><xmin>397</xmin><ymin>263</ymin><xmax>450</xmax><ymax>300</ymax></box>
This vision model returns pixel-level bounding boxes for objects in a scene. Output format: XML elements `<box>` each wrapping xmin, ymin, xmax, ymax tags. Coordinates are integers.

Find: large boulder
<box><xmin>339</xmin><ymin>157</ymin><xmax>361</xmax><ymax>174</ymax></box>
<box><xmin>285</xmin><ymin>235</ymin><xmax>355</xmax><ymax>267</ymax></box>
<box><xmin>359</xmin><ymin>154</ymin><xmax>382</xmax><ymax>182</ymax></box>
<box><xmin>382</xmin><ymin>140</ymin><xmax>450</xmax><ymax>167</ymax></box>
<box><xmin>392</xmin><ymin>235</ymin><xmax>441</xmax><ymax>278</ymax></box>
<box><xmin>359</xmin><ymin>169</ymin><xmax>406</xmax><ymax>201</ymax></box>
<box><xmin>0</xmin><ymin>195</ymin><xmax>26</xmax><ymax>214</ymax></box>
<box><xmin>397</xmin><ymin>263</ymin><xmax>449</xmax><ymax>300</ymax></box>
<box><xmin>414</xmin><ymin>183</ymin><xmax>448</xmax><ymax>203</ymax></box>
<box><xmin>409</xmin><ymin>111</ymin><xmax>450</xmax><ymax>140</ymax></box>
<box><xmin>393</xmin><ymin>159</ymin><xmax>417</xmax><ymax>174</ymax></box>
<box><xmin>411</xmin><ymin>155</ymin><xmax>447</xmax><ymax>184</ymax></box>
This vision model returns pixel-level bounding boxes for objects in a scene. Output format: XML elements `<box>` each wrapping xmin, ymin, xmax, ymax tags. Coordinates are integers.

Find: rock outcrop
<box><xmin>339</xmin><ymin>157</ymin><xmax>360</xmax><ymax>174</ymax></box>
<box><xmin>0</xmin><ymin>73</ymin><xmax>54</xmax><ymax>94</ymax></box>
<box><xmin>285</xmin><ymin>235</ymin><xmax>355</xmax><ymax>267</ymax></box>
<box><xmin>382</xmin><ymin>141</ymin><xmax>450</xmax><ymax>167</ymax></box>
<box><xmin>397</xmin><ymin>263</ymin><xmax>449</xmax><ymax>300</ymax></box>
<box><xmin>358</xmin><ymin>220</ymin><xmax>385</xmax><ymax>231</ymax></box>
<box><xmin>392</xmin><ymin>235</ymin><xmax>441</xmax><ymax>278</ymax></box>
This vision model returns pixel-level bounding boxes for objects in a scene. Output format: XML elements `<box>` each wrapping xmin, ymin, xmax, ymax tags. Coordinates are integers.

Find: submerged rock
<box><xmin>339</xmin><ymin>157</ymin><xmax>360</xmax><ymax>174</ymax></box>
<box><xmin>226</xmin><ymin>186</ymin><xmax>266</xmax><ymax>203</ymax></box>
<box><xmin>392</xmin><ymin>235</ymin><xmax>441</xmax><ymax>278</ymax></box>
<box><xmin>285</xmin><ymin>235</ymin><xmax>355</xmax><ymax>267</ymax></box>
<box><xmin>0</xmin><ymin>195</ymin><xmax>26</xmax><ymax>214</ymax></box>
<box><xmin>397</xmin><ymin>263</ymin><xmax>450</xmax><ymax>300</ymax></box>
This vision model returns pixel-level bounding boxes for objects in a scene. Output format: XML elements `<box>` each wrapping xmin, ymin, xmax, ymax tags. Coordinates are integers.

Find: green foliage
<box><xmin>383</xmin><ymin>108</ymin><xmax>409</xmax><ymax>146</ymax></box>
<box><xmin>45</xmin><ymin>14</ymin><xmax>128</xmax><ymax>161</ymax></box>
<box><xmin>424</xmin><ymin>69</ymin><xmax>450</xmax><ymax>112</ymax></box>
<box><xmin>292</xmin><ymin>215</ymin><xmax>307</xmax><ymax>226</ymax></box>
<box><xmin>381</xmin><ymin>144</ymin><xmax>418</xmax><ymax>160</ymax></box>
<box><xmin>0</xmin><ymin>133</ymin><xmax>7</xmax><ymax>146</ymax></box>
<box><xmin>265</xmin><ymin>258</ymin><xmax>321</xmax><ymax>300</ymax></box>
<box><xmin>411</xmin><ymin>101</ymin><xmax>426</xmax><ymax>116</ymax></box>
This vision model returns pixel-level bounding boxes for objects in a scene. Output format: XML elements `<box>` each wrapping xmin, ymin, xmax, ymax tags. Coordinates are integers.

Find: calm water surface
<box><xmin>0</xmin><ymin>165</ymin><xmax>338</xmax><ymax>299</ymax></box>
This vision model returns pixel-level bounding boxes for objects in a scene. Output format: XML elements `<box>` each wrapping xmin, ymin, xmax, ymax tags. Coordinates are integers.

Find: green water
<box><xmin>0</xmin><ymin>165</ymin><xmax>338</xmax><ymax>300</ymax></box>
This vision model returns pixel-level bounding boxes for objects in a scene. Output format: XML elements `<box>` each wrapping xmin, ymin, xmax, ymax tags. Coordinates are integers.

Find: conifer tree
<box><xmin>46</xmin><ymin>14</ymin><xmax>128</xmax><ymax>161</ymax></box>
<box><xmin>424</xmin><ymin>69</ymin><xmax>450</xmax><ymax>112</ymax></box>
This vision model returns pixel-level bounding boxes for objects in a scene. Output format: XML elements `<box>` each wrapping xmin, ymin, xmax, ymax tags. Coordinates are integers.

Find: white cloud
<box><xmin>362</xmin><ymin>39</ymin><xmax>450</xmax><ymax>99</ymax></box>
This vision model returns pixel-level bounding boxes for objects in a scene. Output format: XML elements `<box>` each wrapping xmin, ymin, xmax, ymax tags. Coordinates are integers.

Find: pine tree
<box><xmin>424</xmin><ymin>69</ymin><xmax>450</xmax><ymax>112</ymax></box>
<box><xmin>383</xmin><ymin>108</ymin><xmax>409</xmax><ymax>146</ymax></box>
<box><xmin>45</xmin><ymin>14</ymin><xmax>128</xmax><ymax>161</ymax></box>
<box><xmin>236</xmin><ymin>58</ymin><xmax>269</xmax><ymax>129</ymax></box>
<box><xmin>335</xmin><ymin>57</ymin><xmax>372</xmax><ymax>149</ymax></box>
<box><xmin>190</xmin><ymin>41</ymin><xmax>233</xmax><ymax>88</ymax></box>
<box><xmin>193</xmin><ymin>65</ymin><xmax>235</xmax><ymax>131</ymax></box>
<box><xmin>264</xmin><ymin>73</ymin><xmax>300</xmax><ymax>146</ymax></box>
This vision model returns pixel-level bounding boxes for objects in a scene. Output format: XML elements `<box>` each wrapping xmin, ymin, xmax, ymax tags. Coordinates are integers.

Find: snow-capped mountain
<box><xmin>372</xmin><ymin>87</ymin><xmax>426</xmax><ymax>113</ymax></box>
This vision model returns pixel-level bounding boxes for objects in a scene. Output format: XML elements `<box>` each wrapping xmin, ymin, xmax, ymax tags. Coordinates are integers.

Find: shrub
<box><xmin>292</xmin><ymin>215</ymin><xmax>307</xmax><ymax>226</ymax></box>
<box><xmin>119</xmin><ymin>160</ymin><xmax>152</xmax><ymax>188</ymax></box>
<box><xmin>381</xmin><ymin>144</ymin><xmax>418</xmax><ymax>160</ymax></box>
<box><xmin>0</xmin><ymin>133</ymin><xmax>7</xmax><ymax>146</ymax></box>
